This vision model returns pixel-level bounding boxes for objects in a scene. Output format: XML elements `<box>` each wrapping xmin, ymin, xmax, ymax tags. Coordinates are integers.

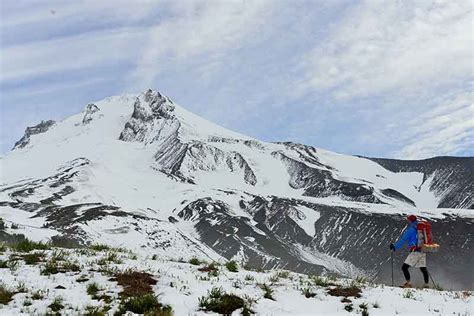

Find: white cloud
<box><xmin>300</xmin><ymin>0</ymin><xmax>473</xmax><ymax>99</ymax></box>
<box><xmin>128</xmin><ymin>0</ymin><xmax>273</xmax><ymax>89</ymax></box>
<box><xmin>394</xmin><ymin>91</ymin><xmax>474</xmax><ymax>159</ymax></box>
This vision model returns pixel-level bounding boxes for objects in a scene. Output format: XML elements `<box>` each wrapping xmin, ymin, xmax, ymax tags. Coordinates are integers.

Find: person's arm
<box><xmin>393</xmin><ymin>227</ymin><xmax>411</xmax><ymax>251</ymax></box>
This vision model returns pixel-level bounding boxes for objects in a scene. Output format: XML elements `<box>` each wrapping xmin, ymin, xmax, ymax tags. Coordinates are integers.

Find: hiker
<box><xmin>389</xmin><ymin>215</ymin><xmax>429</xmax><ymax>288</ymax></box>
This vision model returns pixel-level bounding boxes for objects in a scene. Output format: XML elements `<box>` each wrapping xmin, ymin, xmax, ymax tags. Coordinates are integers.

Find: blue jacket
<box><xmin>393</xmin><ymin>221</ymin><xmax>418</xmax><ymax>251</ymax></box>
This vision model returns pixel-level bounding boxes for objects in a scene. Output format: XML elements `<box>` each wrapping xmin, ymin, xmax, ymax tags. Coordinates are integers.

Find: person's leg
<box><xmin>402</xmin><ymin>263</ymin><xmax>411</xmax><ymax>282</ymax></box>
<box><xmin>420</xmin><ymin>267</ymin><xmax>429</xmax><ymax>285</ymax></box>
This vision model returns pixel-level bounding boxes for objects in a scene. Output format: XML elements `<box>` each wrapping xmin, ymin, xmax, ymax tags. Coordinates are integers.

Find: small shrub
<box><xmin>87</xmin><ymin>283</ymin><xmax>101</xmax><ymax>297</ymax></box>
<box><xmin>312</xmin><ymin>275</ymin><xmax>331</xmax><ymax>287</ymax></box>
<box><xmin>41</xmin><ymin>260</ymin><xmax>59</xmax><ymax>275</ymax></box>
<box><xmin>116</xmin><ymin>294</ymin><xmax>172</xmax><ymax>315</ymax></box>
<box><xmin>354</xmin><ymin>276</ymin><xmax>368</xmax><ymax>284</ymax></box>
<box><xmin>0</xmin><ymin>218</ymin><xmax>5</xmax><ymax>230</ymax></box>
<box><xmin>403</xmin><ymin>289</ymin><xmax>414</xmax><ymax>299</ymax></box>
<box><xmin>277</xmin><ymin>271</ymin><xmax>290</xmax><ymax>279</ymax></box>
<box><xmin>48</xmin><ymin>296</ymin><xmax>64</xmax><ymax>312</ymax></box>
<box><xmin>16</xmin><ymin>282</ymin><xmax>28</xmax><ymax>293</ymax></box>
<box><xmin>198</xmin><ymin>263</ymin><xmax>219</xmax><ymax>276</ymax></box>
<box><xmin>10</xmin><ymin>223</ymin><xmax>19</xmax><ymax>229</ymax></box>
<box><xmin>199</xmin><ymin>287</ymin><xmax>251</xmax><ymax>315</ymax></box>
<box><xmin>301</xmin><ymin>287</ymin><xmax>316</xmax><ymax>298</ymax></box>
<box><xmin>261</xmin><ymin>283</ymin><xmax>274</xmax><ymax>300</ymax></box>
<box><xmin>373</xmin><ymin>302</ymin><xmax>380</xmax><ymax>308</ymax></box>
<box><xmin>189</xmin><ymin>257</ymin><xmax>201</xmax><ymax>265</ymax></box>
<box><xmin>11</xmin><ymin>239</ymin><xmax>49</xmax><ymax>252</ymax></box>
<box><xmin>31</xmin><ymin>290</ymin><xmax>44</xmax><ymax>300</ymax></box>
<box><xmin>84</xmin><ymin>305</ymin><xmax>107</xmax><ymax>316</ymax></box>
<box><xmin>226</xmin><ymin>260</ymin><xmax>238</xmax><ymax>272</ymax></box>
<box><xmin>360</xmin><ymin>302</ymin><xmax>369</xmax><ymax>315</ymax></box>
<box><xmin>51</xmin><ymin>249</ymin><xmax>68</xmax><ymax>261</ymax></box>
<box><xmin>23</xmin><ymin>299</ymin><xmax>32</xmax><ymax>307</ymax></box>
<box><xmin>268</xmin><ymin>274</ymin><xmax>279</xmax><ymax>283</ymax></box>
<box><xmin>151</xmin><ymin>254</ymin><xmax>158</xmax><ymax>260</ymax></box>
<box><xmin>23</xmin><ymin>252</ymin><xmax>44</xmax><ymax>265</ymax></box>
<box><xmin>344</xmin><ymin>304</ymin><xmax>354</xmax><ymax>312</ymax></box>
<box><xmin>244</xmin><ymin>275</ymin><xmax>254</xmax><ymax>282</ymax></box>
<box><xmin>90</xmin><ymin>244</ymin><xmax>111</xmax><ymax>251</ymax></box>
<box><xmin>0</xmin><ymin>284</ymin><xmax>16</xmax><ymax>305</ymax></box>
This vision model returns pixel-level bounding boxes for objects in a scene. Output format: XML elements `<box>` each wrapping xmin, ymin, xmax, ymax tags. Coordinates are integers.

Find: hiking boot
<box><xmin>400</xmin><ymin>282</ymin><xmax>412</xmax><ymax>288</ymax></box>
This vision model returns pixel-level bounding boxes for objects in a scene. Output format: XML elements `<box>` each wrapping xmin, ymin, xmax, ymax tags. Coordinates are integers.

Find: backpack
<box><xmin>416</xmin><ymin>219</ymin><xmax>440</xmax><ymax>253</ymax></box>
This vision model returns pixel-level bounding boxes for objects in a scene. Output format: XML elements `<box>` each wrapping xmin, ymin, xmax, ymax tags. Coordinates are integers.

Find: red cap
<box><xmin>407</xmin><ymin>215</ymin><xmax>417</xmax><ymax>222</ymax></box>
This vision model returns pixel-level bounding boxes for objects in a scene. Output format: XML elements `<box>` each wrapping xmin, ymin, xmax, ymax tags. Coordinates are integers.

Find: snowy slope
<box><xmin>0</xmin><ymin>247</ymin><xmax>472</xmax><ymax>315</ymax></box>
<box><xmin>0</xmin><ymin>89</ymin><xmax>472</xmax><ymax>289</ymax></box>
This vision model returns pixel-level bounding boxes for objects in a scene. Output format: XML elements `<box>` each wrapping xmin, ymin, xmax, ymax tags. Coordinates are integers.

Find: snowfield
<box><xmin>0</xmin><ymin>245</ymin><xmax>472</xmax><ymax>316</ymax></box>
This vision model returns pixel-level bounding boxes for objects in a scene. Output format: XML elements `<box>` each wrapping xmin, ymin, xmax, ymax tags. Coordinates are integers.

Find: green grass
<box><xmin>261</xmin><ymin>283</ymin><xmax>274</xmax><ymax>300</ymax></box>
<box><xmin>10</xmin><ymin>239</ymin><xmax>50</xmax><ymax>252</ymax></box>
<box><xmin>40</xmin><ymin>259</ymin><xmax>80</xmax><ymax>275</ymax></box>
<box><xmin>311</xmin><ymin>275</ymin><xmax>331</xmax><ymax>287</ymax></box>
<box><xmin>23</xmin><ymin>252</ymin><xmax>44</xmax><ymax>265</ymax></box>
<box><xmin>89</xmin><ymin>244</ymin><xmax>111</xmax><ymax>251</ymax></box>
<box><xmin>198</xmin><ymin>287</ymin><xmax>252</xmax><ymax>315</ymax></box>
<box><xmin>31</xmin><ymin>290</ymin><xmax>44</xmax><ymax>300</ymax></box>
<box><xmin>244</xmin><ymin>274</ymin><xmax>255</xmax><ymax>281</ymax></box>
<box><xmin>86</xmin><ymin>283</ymin><xmax>101</xmax><ymax>297</ymax></box>
<box><xmin>84</xmin><ymin>305</ymin><xmax>110</xmax><ymax>316</ymax></box>
<box><xmin>115</xmin><ymin>294</ymin><xmax>172</xmax><ymax>315</ymax></box>
<box><xmin>0</xmin><ymin>284</ymin><xmax>16</xmax><ymax>305</ymax></box>
<box><xmin>48</xmin><ymin>297</ymin><xmax>64</xmax><ymax>312</ymax></box>
<box><xmin>226</xmin><ymin>260</ymin><xmax>238</xmax><ymax>273</ymax></box>
<box><xmin>189</xmin><ymin>257</ymin><xmax>201</xmax><ymax>265</ymax></box>
<box><xmin>301</xmin><ymin>287</ymin><xmax>316</xmax><ymax>298</ymax></box>
<box><xmin>277</xmin><ymin>271</ymin><xmax>290</xmax><ymax>279</ymax></box>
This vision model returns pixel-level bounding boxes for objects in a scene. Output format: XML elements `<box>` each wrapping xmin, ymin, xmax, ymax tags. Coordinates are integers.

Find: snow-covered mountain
<box><xmin>1</xmin><ymin>89</ymin><xmax>472</xmax><ymax>289</ymax></box>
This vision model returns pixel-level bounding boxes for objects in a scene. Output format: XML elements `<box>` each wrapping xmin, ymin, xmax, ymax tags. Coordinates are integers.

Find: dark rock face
<box><xmin>82</xmin><ymin>104</ymin><xmax>100</xmax><ymax>124</ymax></box>
<box><xmin>273</xmin><ymin>151</ymin><xmax>382</xmax><ymax>204</ymax></box>
<box><xmin>119</xmin><ymin>90</ymin><xmax>176</xmax><ymax>143</ymax></box>
<box><xmin>369</xmin><ymin>157</ymin><xmax>474</xmax><ymax>209</ymax></box>
<box><xmin>13</xmin><ymin>120</ymin><xmax>56</xmax><ymax>149</ymax></box>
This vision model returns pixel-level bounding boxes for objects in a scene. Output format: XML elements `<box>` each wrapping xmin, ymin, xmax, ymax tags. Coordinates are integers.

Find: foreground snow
<box><xmin>0</xmin><ymin>246</ymin><xmax>472</xmax><ymax>315</ymax></box>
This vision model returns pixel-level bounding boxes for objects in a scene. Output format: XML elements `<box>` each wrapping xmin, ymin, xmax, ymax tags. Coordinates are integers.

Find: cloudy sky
<box><xmin>1</xmin><ymin>0</ymin><xmax>473</xmax><ymax>158</ymax></box>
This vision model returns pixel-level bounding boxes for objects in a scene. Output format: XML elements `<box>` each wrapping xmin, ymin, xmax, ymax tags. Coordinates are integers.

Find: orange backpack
<box><xmin>417</xmin><ymin>219</ymin><xmax>440</xmax><ymax>253</ymax></box>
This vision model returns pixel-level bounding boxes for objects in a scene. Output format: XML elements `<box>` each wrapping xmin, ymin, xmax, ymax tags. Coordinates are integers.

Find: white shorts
<box><xmin>404</xmin><ymin>252</ymin><xmax>426</xmax><ymax>268</ymax></box>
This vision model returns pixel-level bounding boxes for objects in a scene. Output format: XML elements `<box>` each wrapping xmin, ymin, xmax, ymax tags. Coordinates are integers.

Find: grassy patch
<box><xmin>301</xmin><ymin>287</ymin><xmax>316</xmax><ymax>298</ymax></box>
<box><xmin>311</xmin><ymin>275</ymin><xmax>332</xmax><ymax>287</ymax></box>
<box><xmin>111</xmin><ymin>270</ymin><xmax>157</xmax><ymax>297</ymax></box>
<box><xmin>260</xmin><ymin>283</ymin><xmax>274</xmax><ymax>300</ymax></box>
<box><xmin>189</xmin><ymin>257</ymin><xmax>201</xmax><ymax>265</ymax></box>
<box><xmin>10</xmin><ymin>239</ymin><xmax>50</xmax><ymax>252</ymax></box>
<box><xmin>0</xmin><ymin>284</ymin><xmax>16</xmax><ymax>305</ymax></box>
<box><xmin>226</xmin><ymin>260</ymin><xmax>238</xmax><ymax>273</ymax></box>
<box><xmin>277</xmin><ymin>271</ymin><xmax>290</xmax><ymax>279</ymax></box>
<box><xmin>199</xmin><ymin>287</ymin><xmax>252</xmax><ymax>315</ymax></box>
<box><xmin>198</xmin><ymin>262</ymin><xmax>219</xmax><ymax>276</ymax></box>
<box><xmin>359</xmin><ymin>303</ymin><xmax>369</xmax><ymax>316</ymax></box>
<box><xmin>48</xmin><ymin>296</ymin><xmax>64</xmax><ymax>312</ymax></box>
<box><xmin>31</xmin><ymin>290</ymin><xmax>44</xmax><ymax>300</ymax></box>
<box><xmin>116</xmin><ymin>294</ymin><xmax>172</xmax><ymax>315</ymax></box>
<box><xmin>244</xmin><ymin>275</ymin><xmax>255</xmax><ymax>282</ymax></box>
<box><xmin>89</xmin><ymin>244</ymin><xmax>111</xmax><ymax>251</ymax></box>
<box><xmin>41</xmin><ymin>259</ymin><xmax>81</xmax><ymax>275</ymax></box>
<box><xmin>23</xmin><ymin>252</ymin><xmax>44</xmax><ymax>265</ymax></box>
<box><xmin>403</xmin><ymin>289</ymin><xmax>415</xmax><ymax>299</ymax></box>
<box><xmin>84</xmin><ymin>305</ymin><xmax>106</xmax><ymax>316</ymax></box>
<box><xmin>327</xmin><ymin>286</ymin><xmax>362</xmax><ymax>298</ymax></box>
<box><xmin>87</xmin><ymin>283</ymin><xmax>101</xmax><ymax>297</ymax></box>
